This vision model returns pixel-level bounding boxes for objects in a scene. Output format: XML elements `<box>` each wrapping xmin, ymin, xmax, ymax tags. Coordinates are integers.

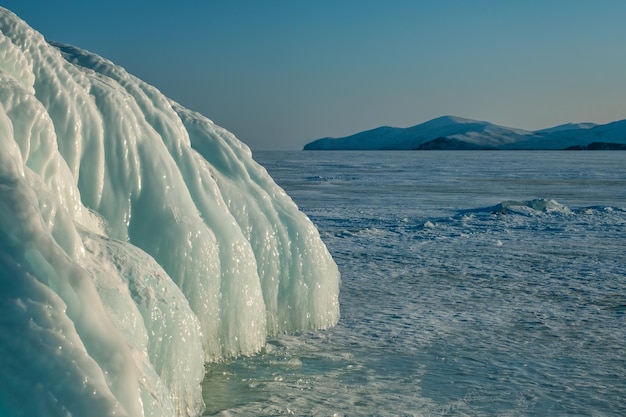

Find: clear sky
<box><xmin>3</xmin><ymin>1</ymin><xmax>626</xmax><ymax>150</ymax></box>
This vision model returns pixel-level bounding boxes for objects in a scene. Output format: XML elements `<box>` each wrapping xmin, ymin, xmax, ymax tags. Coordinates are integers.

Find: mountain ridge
<box><xmin>303</xmin><ymin>116</ymin><xmax>626</xmax><ymax>150</ymax></box>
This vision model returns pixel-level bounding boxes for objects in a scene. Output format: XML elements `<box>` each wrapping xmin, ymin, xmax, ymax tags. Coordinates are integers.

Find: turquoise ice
<box><xmin>0</xmin><ymin>8</ymin><xmax>339</xmax><ymax>417</ymax></box>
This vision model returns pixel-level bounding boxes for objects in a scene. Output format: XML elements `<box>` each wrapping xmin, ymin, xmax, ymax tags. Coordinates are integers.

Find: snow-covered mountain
<box><xmin>304</xmin><ymin>116</ymin><xmax>626</xmax><ymax>150</ymax></box>
<box><xmin>535</xmin><ymin>122</ymin><xmax>598</xmax><ymax>134</ymax></box>
<box><xmin>509</xmin><ymin>119</ymin><xmax>626</xmax><ymax>150</ymax></box>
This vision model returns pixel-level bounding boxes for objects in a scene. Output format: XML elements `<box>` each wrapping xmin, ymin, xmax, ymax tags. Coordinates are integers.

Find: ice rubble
<box><xmin>0</xmin><ymin>8</ymin><xmax>339</xmax><ymax>417</ymax></box>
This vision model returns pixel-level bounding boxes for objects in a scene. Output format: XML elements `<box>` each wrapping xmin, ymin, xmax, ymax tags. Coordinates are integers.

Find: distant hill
<box><xmin>535</xmin><ymin>122</ymin><xmax>598</xmax><ymax>134</ymax></box>
<box><xmin>303</xmin><ymin>116</ymin><xmax>626</xmax><ymax>150</ymax></box>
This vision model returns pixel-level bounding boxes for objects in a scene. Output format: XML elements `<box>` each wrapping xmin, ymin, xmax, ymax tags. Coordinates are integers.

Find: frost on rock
<box><xmin>0</xmin><ymin>7</ymin><xmax>339</xmax><ymax>417</ymax></box>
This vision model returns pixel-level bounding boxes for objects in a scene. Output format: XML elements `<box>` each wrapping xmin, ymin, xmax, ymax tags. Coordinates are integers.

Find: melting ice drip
<box><xmin>0</xmin><ymin>8</ymin><xmax>339</xmax><ymax>417</ymax></box>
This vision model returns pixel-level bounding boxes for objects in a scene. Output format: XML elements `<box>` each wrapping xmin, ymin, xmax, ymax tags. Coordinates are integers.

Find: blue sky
<box><xmin>3</xmin><ymin>1</ymin><xmax>626</xmax><ymax>150</ymax></box>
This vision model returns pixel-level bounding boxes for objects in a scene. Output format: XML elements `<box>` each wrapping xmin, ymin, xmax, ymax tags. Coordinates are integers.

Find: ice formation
<box><xmin>0</xmin><ymin>8</ymin><xmax>339</xmax><ymax>417</ymax></box>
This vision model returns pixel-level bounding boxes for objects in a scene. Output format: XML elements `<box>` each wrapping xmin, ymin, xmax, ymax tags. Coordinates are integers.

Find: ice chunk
<box><xmin>498</xmin><ymin>199</ymin><xmax>572</xmax><ymax>215</ymax></box>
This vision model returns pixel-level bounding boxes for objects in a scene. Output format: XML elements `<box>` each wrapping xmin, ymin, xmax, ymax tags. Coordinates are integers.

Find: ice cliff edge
<box><xmin>0</xmin><ymin>8</ymin><xmax>339</xmax><ymax>417</ymax></box>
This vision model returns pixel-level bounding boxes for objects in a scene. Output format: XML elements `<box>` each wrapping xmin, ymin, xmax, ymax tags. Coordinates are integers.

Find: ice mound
<box><xmin>0</xmin><ymin>8</ymin><xmax>339</xmax><ymax>417</ymax></box>
<box><xmin>496</xmin><ymin>199</ymin><xmax>572</xmax><ymax>215</ymax></box>
<box><xmin>459</xmin><ymin>198</ymin><xmax>573</xmax><ymax>217</ymax></box>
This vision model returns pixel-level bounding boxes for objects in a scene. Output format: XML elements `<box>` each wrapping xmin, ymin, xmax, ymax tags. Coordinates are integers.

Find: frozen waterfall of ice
<box><xmin>0</xmin><ymin>8</ymin><xmax>339</xmax><ymax>417</ymax></box>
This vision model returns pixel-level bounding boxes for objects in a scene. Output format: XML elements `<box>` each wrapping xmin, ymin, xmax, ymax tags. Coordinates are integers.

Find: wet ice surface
<box><xmin>203</xmin><ymin>151</ymin><xmax>626</xmax><ymax>416</ymax></box>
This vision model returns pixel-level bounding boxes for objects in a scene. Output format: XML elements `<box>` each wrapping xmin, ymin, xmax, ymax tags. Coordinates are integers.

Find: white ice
<box><xmin>0</xmin><ymin>8</ymin><xmax>339</xmax><ymax>417</ymax></box>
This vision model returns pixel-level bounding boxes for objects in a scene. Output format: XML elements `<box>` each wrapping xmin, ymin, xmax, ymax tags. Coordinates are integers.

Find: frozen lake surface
<box><xmin>203</xmin><ymin>151</ymin><xmax>626</xmax><ymax>416</ymax></box>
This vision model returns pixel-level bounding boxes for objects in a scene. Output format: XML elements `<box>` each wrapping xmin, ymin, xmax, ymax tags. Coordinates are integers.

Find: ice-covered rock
<box><xmin>0</xmin><ymin>8</ymin><xmax>339</xmax><ymax>417</ymax></box>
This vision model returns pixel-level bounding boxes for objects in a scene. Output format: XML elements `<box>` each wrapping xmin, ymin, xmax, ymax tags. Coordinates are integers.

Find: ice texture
<box><xmin>0</xmin><ymin>8</ymin><xmax>339</xmax><ymax>417</ymax></box>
